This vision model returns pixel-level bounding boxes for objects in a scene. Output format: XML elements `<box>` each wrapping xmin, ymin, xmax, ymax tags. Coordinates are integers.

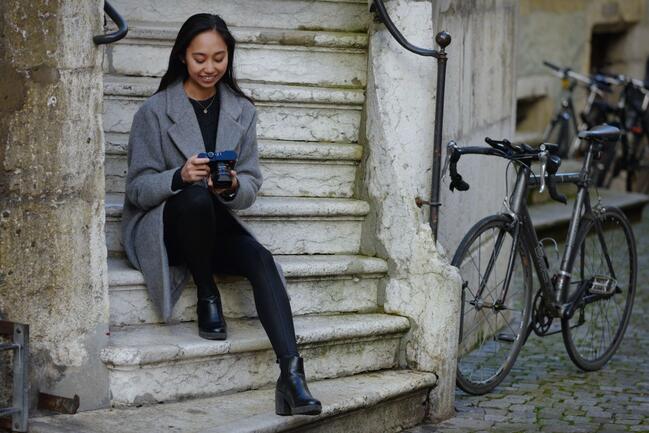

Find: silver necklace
<box><xmin>194</xmin><ymin>93</ymin><xmax>217</xmax><ymax>114</ymax></box>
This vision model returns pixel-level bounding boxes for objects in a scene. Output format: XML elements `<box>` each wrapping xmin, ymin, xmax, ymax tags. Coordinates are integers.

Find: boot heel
<box><xmin>275</xmin><ymin>390</ymin><xmax>292</xmax><ymax>416</ymax></box>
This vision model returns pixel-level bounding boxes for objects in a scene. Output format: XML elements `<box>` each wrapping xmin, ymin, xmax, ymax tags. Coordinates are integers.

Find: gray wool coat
<box><xmin>121</xmin><ymin>78</ymin><xmax>287</xmax><ymax>322</ymax></box>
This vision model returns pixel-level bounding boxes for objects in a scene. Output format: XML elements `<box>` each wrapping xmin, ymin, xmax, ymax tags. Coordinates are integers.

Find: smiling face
<box><xmin>182</xmin><ymin>30</ymin><xmax>229</xmax><ymax>98</ymax></box>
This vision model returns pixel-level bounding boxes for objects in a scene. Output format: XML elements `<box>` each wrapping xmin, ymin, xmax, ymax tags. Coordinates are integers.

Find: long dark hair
<box><xmin>156</xmin><ymin>13</ymin><xmax>252</xmax><ymax>103</ymax></box>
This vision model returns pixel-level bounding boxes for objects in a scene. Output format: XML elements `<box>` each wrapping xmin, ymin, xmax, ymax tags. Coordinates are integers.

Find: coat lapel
<box><xmin>215</xmin><ymin>82</ymin><xmax>245</xmax><ymax>153</ymax></box>
<box><xmin>166</xmin><ymin>79</ymin><xmax>245</xmax><ymax>159</ymax></box>
<box><xmin>166</xmin><ymin>80</ymin><xmax>204</xmax><ymax>160</ymax></box>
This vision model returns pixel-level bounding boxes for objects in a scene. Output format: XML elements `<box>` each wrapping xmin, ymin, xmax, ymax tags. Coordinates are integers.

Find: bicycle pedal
<box><xmin>589</xmin><ymin>275</ymin><xmax>617</xmax><ymax>295</ymax></box>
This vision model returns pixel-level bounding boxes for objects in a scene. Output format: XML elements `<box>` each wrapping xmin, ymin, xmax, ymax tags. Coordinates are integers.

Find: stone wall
<box><xmin>360</xmin><ymin>0</ymin><xmax>517</xmax><ymax>421</ymax></box>
<box><xmin>516</xmin><ymin>0</ymin><xmax>649</xmax><ymax>137</ymax></box>
<box><xmin>0</xmin><ymin>0</ymin><xmax>109</xmax><ymax>412</ymax></box>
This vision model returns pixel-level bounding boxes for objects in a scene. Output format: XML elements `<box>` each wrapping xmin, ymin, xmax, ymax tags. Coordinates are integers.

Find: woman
<box><xmin>121</xmin><ymin>13</ymin><xmax>321</xmax><ymax>416</ymax></box>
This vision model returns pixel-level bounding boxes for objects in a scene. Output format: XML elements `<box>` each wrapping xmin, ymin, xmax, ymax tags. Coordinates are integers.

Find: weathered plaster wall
<box><xmin>360</xmin><ymin>0</ymin><xmax>517</xmax><ymax>422</ymax></box>
<box><xmin>437</xmin><ymin>0</ymin><xmax>518</xmax><ymax>254</ymax></box>
<box><xmin>0</xmin><ymin>0</ymin><xmax>109</xmax><ymax>411</ymax></box>
<box><xmin>516</xmin><ymin>0</ymin><xmax>649</xmax><ymax>136</ymax></box>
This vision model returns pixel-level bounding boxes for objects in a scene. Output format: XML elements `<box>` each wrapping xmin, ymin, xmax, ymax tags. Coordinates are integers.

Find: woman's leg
<box><xmin>163</xmin><ymin>185</ymin><xmax>218</xmax><ymax>299</ymax></box>
<box><xmin>210</xmin><ymin>209</ymin><xmax>298</xmax><ymax>358</ymax></box>
<box><xmin>210</xmin><ymin>198</ymin><xmax>321</xmax><ymax>415</ymax></box>
<box><xmin>163</xmin><ymin>185</ymin><xmax>226</xmax><ymax>340</ymax></box>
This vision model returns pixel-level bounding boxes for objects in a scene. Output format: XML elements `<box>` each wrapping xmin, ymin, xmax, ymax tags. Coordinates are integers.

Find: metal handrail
<box><xmin>93</xmin><ymin>0</ymin><xmax>128</xmax><ymax>45</ymax></box>
<box><xmin>370</xmin><ymin>0</ymin><xmax>447</xmax><ymax>58</ymax></box>
<box><xmin>370</xmin><ymin>0</ymin><xmax>451</xmax><ymax>241</ymax></box>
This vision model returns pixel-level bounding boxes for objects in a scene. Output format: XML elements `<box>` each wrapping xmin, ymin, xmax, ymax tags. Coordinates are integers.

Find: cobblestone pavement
<box><xmin>406</xmin><ymin>207</ymin><xmax>649</xmax><ymax>433</ymax></box>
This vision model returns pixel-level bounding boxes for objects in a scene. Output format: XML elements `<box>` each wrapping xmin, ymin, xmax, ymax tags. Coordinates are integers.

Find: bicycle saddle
<box><xmin>577</xmin><ymin>124</ymin><xmax>620</xmax><ymax>142</ymax></box>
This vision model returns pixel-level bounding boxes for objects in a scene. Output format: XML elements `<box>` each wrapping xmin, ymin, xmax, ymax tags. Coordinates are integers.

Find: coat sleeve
<box><xmin>125</xmin><ymin>105</ymin><xmax>179</xmax><ymax>211</ymax></box>
<box><xmin>219</xmin><ymin>110</ymin><xmax>263</xmax><ymax>210</ymax></box>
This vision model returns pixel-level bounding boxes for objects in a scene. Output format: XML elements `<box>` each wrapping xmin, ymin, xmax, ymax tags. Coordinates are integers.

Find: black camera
<box><xmin>198</xmin><ymin>150</ymin><xmax>238</xmax><ymax>188</ymax></box>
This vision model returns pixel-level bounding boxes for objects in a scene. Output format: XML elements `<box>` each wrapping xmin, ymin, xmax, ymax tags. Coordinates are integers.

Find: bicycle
<box><xmin>542</xmin><ymin>61</ymin><xmax>612</xmax><ymax>158</ymax></box>
<box><xmin>597</xmin><ymin>73</ymin><xmax>649</xmax><ymax>192</ymax></box>
<box><xmin>445</xmin><ymin>124</ymin><xmax>637</xmax><ymax>395</ymax></box>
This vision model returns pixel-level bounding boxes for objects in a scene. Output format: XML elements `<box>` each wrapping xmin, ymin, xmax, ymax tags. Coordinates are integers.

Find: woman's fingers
<box><xmin>230</xmin><ymin>170</ymin><xmax>239</xmax><ymax>190</ymax></box>
<box><xmin>181</xmin><ymin>154</ymin><xmax>211</xmax><ymax>182</ymax></box>
<box><xmin>193</xmin><ymin>157</ymin><xmax>210</xmax><ymax>167</ymax></box>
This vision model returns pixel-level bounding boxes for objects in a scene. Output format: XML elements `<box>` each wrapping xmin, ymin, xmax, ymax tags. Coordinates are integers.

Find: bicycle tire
<box><xmin>556</xmin><ymin>117</ymin><xmax>573</xmax><ymax>158</ymax></box>
<box><xmin>561</xmin><ymin>206</ymin><xmax>637</xmax><ymax>371</ymax></box>
<box><xmin>453</xmin><ymin>214</ymin><xmax>533</xmax><ymax>395</ymax></box>
<box><xmin>544</xmin><ymin>115</ymin><xmax>571</xmax><ymax>158</ymax></box>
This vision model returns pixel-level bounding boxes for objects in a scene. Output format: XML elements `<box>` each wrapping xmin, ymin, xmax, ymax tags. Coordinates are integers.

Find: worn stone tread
<box><xmin>108</xmin><ymin>254</ymin><xmax>387</xmax><ymax>287</ymax></box>
<box><xmin>103</xmin><ymin>75</ymin><xmax>366</xmax><ymax>105</ymax></box>
<box><xmin>105</xmin><ymin>0</ymin><xmax>369</xmax><ymax>33</ymax></box>
<box><xmin>30</xmin><ymin>370</ymin><xmax>437</xmax><ymax>433</ymax></box>
<box><xmin>105</xmin><ymin>193</ymin><xmax>371</xmax><ymax>219</ymax></box>
<box><xmin>105</xmin><ymin>131</ymin><xmax>363</xmax><ymax>161</ymax></box>
<box><xmin>107</xmin><ymin>254</ymin><xmax>386</xmax><ymax>326</ymax></box>
<box><xmin>101</xmin><ymin>313</ymin><xmax>410</xmax><ymax>366</ymax></box>
<box><xmin>113</xmin><ymin>21</ymin><xmax>368</xmax><ymax>49</ymax></box>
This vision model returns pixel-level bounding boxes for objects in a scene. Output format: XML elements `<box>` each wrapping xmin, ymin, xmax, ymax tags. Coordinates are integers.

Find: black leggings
<box><xmin>163</xmin><ymin>185</ymin><xmax>298</xmax><ymax>359</ymax></box>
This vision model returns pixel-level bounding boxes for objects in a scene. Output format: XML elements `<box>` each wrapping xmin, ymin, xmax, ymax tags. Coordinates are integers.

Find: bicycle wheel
<box><xmin>453</xmin><ymin>215</ymin><xmax>533</xmax><ymax>395</ymax></box>
<box><xmin>561</xmin><ymin>206</ymin><xmax>637</xmax><ymax>371</ymax></box>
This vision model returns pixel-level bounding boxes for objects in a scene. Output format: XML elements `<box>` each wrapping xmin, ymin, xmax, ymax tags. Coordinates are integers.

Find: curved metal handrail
<box><xmin>370</xmin><ymin>0</ymin><xmax>452</xmax><ymax>241</ymax></box>
<box><xmin>93</xmin><ymin>1</ymin><xmax>128</xmax><ymax>45</ymax></box>
<box><xmin>370</xmin><ymin>0</ymin><xmax>450</xmax><ymax>58</ymax></box>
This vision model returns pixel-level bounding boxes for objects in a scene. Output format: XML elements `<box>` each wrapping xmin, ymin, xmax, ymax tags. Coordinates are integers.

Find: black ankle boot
<box><xmin>275</xmin><ymin>355</ymin><xmax>322</xmax><ymax>416</ymax></box>
<box><xmin>197</xmin><ymin>294</ymin><xmax>227</xmax><ymax>340</ymax></box>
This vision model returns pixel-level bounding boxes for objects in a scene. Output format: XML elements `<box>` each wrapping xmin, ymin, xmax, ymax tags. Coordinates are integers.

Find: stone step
<box><xmin>120</xmin><ymin>21</ymin><xmax>369</xmax><ymax>49</ymax></box>
<box><xmin>30</xmin><ymin>370</ymin><xmax>437</xmax><ymax>433</ymax></box>
<box><xmin>104</xmin><ymin>91</ymin><xmax>362</xmax><ymax>144</ymax></box>
<box><xmin>105</xmin><ymin>194</ymin><xmax>370</xmax><ymax>255</ymax></box>
<box><xmin>100</xmin><ymin>313</ymin><xmax>410</xmax><ymax>405</ymax></box>
<box><xmin>105</xmin><ymin>133</ymin><xmax>361</xmax><ymax>198</ymax></box>
<box><xmin>530</xmin><ymin>188</ymin><xmax>649</xmax><ymax>234</ymax></box>
<box><xmin>104</xmin><ymin>75</ymin><xmax>366</xmax><ymax>105</ymax></box>
<box><xmin>107</xmin><ymin>0</ymin><xmax>369</xmax><ymax>33</ymax></box>
<box><xmin>105</xmin><ymin>22</ymin><xmax>367</xmax><ymax>88</ymax></box>
<box><xmin>103</xmin><ymin>75</ymin><xmax>364</xmax><ymax>143</ymax></box>
<box><xmin>108</xmin><ymin>254</ymin><xmax>387</xmax><ymax>326</ymax></box>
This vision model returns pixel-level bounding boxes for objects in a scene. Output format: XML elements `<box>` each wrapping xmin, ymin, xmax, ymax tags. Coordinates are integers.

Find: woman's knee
<box><xmin>173</xmin><ymin>185</ymin><xmax>214</xmax><ymax>219</ymax></box>
<box><xmin>248</xmin><ymin>245</ymin><xmax>283</xmax><ymax>285</ymax></box>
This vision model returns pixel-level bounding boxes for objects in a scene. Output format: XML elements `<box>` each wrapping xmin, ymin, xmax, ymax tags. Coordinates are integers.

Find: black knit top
<box><xmin>171</xmin><ymin>90</ymin><xmax>221</xmax><ymax>191</ymax></box>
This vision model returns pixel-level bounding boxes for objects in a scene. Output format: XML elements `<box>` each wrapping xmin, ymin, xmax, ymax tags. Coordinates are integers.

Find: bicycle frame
<box><xmin>543</xmin><ymin>87</ymin><xmax>579</xmax><ymax>141</ymax></box>
<box><xmin>542</xmin><ymin>72</ymin><xmax>608</xmax><ymax>158</ymax></box>
<box><xmin>490</xmin><ymin>144</ymin><xmax>612</xmax><ymax>321</ymax></box>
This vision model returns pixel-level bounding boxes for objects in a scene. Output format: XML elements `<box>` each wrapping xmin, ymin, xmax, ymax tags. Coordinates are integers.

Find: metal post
<box><xmin>430</xmin><ymin>31</ymin><xmax>451</xmax><ymax>240</ymax></box>
<box><xmin>0</xmin><ymin>321</ymin><xmax>28</xmax><ymax>433</ymax></box>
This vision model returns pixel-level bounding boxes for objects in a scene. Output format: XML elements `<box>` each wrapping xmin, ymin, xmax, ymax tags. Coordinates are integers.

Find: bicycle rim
<box><xmin>561</xmin><ymin>207</ymin><xmax>637</xmax><ymax>371</ymax></box>
<box><xmin>453</xmin><ymin>215</ymin><xmax>533</xmax><ymax>395</ymax></box>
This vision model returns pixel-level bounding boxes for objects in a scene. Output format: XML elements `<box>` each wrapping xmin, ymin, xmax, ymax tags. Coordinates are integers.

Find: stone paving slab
<box><xmin>405</xmin><ymin>207</ymin><xmax>649</xmax><ymax>433</ymax></box>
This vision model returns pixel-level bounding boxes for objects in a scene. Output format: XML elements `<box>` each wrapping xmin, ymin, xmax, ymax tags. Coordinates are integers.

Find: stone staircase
<box><xmin>32</xmin><ymin>0</ymin><xmax>438</xmax><ymax>431</ymax></box>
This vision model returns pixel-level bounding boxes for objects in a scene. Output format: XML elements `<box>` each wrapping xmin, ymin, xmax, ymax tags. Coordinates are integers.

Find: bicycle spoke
<box><xmin>454</xmin><ymin>216</ymin><xmax>532</xmax><ymax>394</ymax></box>
<box><xmin>563</xmin><ymin>209</ymin><xmax>635</xmax><ymax>371</ymax></box>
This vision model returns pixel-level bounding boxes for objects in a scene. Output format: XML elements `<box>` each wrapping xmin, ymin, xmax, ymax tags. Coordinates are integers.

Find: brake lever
<box><xmin>442</xmin><ymin>140</ymin><xmax>457</xmax><ymax>178</ymax></box>
<box><xmin>538</xmin><ymin>144</ymin><xmax>548</xmax><ymax>194</ymax></box>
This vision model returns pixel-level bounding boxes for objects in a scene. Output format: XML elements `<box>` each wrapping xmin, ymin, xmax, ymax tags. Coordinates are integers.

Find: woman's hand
<box><xmin>208</xmin><ymin>170</ymin><xmax>239</xmax><ymax>195</ymax></box>
<box><xmin>181</xmin><ymin>154</ymin><xmax>210</xmax><ymax>183</ymax></box>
